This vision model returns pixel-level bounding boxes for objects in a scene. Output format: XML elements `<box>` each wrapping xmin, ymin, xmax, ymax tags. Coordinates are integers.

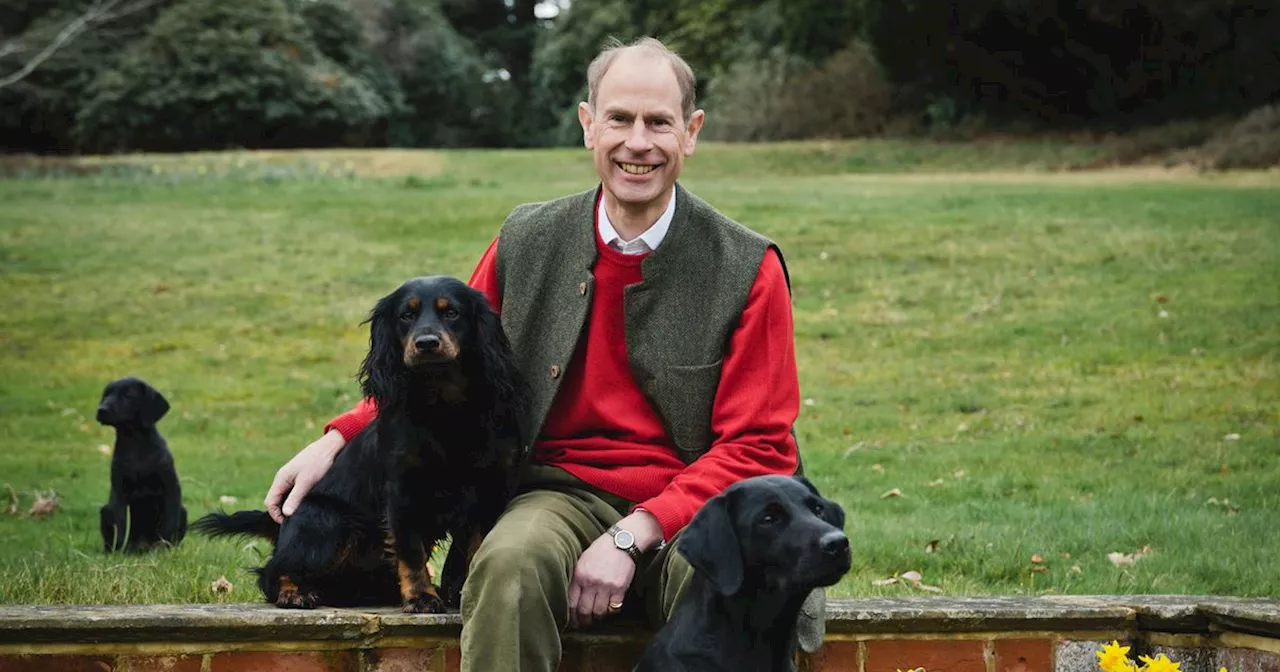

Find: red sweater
<box><xmin>326</xmin><ymin>218</ymin><xmax>799</xmax><ymax>539</ymax></box>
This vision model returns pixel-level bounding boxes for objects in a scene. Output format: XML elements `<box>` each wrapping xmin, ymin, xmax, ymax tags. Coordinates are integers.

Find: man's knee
<box><xmin>464</xmin><ymin>517</ymin><xmax>575</xmax><ymax>609</ymax></box>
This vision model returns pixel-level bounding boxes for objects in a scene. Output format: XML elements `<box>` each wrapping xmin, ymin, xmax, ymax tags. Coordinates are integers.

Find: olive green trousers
<box><xmin>458</xmin><ymin>465</ymin><xmax>693</xmax><ymax>672</ymax></box>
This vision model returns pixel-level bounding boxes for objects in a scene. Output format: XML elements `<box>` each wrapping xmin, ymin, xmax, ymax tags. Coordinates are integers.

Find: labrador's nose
<box><xmin>820</xmin><ymin>531</ymin><xmax>849</xmax><ymax>556</ymax></box>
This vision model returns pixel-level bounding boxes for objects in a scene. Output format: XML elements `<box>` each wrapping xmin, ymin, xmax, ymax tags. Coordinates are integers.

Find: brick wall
<box><xmin>0</xmin><ymin>597</ymin><xmax>1277</xmax><ymax>672</ymax></box>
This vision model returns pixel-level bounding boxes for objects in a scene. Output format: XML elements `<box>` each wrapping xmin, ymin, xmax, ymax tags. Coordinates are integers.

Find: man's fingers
<box><xmin>264</xmin><ymin>470</ymin><xmax>295</xmax><ymax>524</ymax></box>
<box><xmin>280</xmin><ymin>473</ymin><xmax>315</xmax><ymax>517</ymax></box>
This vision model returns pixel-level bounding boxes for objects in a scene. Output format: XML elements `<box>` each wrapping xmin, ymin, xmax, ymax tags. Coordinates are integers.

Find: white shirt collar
<box><xmin>597</xmin><ymin>188</ymin><xmax>676</xmax><ymax>254</ymax></box>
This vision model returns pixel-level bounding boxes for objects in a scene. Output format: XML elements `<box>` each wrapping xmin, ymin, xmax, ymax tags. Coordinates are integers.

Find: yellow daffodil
<box><xmin>1097</xmin><ymin>641</ymin><xmax>1134</xmax><ymax>672</ymax></box>
<box><xmin>1138</xmin><ymin>654</ymin><xmax>1181</xmax><ymax>672</ymax></box>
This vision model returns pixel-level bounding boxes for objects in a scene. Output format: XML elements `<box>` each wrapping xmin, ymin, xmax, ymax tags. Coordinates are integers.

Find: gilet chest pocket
<box><xmin>647</xmin><ymin>359</ymin><xmax>724</xmax><ymax>463</ymax></box>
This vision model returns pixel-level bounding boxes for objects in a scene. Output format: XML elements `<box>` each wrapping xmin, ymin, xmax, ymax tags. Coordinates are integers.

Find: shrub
<box><xmin>1189</xmin><ymin>104</ymin><xmax>1280</xmax><ymax>171</ymax></box>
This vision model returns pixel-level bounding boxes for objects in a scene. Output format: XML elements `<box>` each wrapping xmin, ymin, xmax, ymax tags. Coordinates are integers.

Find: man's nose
<box><xmin>624</xmin><ymin>119</ymin><xmax>653</xmax><ymax>151</ymax></box>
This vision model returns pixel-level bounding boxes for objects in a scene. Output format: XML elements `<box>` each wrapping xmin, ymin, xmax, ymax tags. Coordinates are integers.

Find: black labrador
<box><xmin>635</xmin><ymin>475</ymin><xmax>851</xmax><ymax>672</ymax></box>
<box><xmin>97</xmin><ymin>377</ymin><xmax>187</xmax><ymax>552</ymax></box>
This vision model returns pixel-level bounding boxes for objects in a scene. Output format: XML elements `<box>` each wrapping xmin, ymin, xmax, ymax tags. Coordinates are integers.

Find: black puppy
<box><xmin>195</xmin><ymin>276</ymin><xmax>527</xmax><ymax>611</ymax></box>
<box><xmin>635</xmin><ymin>475</ymin><xmax>851</xmax><ymax>672</ymax></box>
<box><xmin>97</xmin><ymin>377</ymin><xmax>187</xmax><ymax>552</ymax></box>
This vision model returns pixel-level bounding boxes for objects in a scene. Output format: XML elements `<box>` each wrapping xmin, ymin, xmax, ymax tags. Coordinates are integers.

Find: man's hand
<box><xmin>264</xmin><ymin>429</ymin><xmax>346</xmax><ymax>523</ymax></box>
<box><xmin>567</xmin><ymin>510</ymin><xmax>663</xmax><ymax>628</ymax></box>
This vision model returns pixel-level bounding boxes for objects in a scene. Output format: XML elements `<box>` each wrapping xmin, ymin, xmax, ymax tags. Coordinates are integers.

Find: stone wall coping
<box><xmin>0</xmin><ymin>596</ymin><xmax>1276</xmax><ymax>646</ymax></box>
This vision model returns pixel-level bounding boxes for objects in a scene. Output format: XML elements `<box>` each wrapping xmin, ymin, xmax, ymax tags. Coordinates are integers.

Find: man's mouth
<box><xmin>618</xmin><ymin>161</ymin><xmax>658</xmax><ymax>175</ymax></box>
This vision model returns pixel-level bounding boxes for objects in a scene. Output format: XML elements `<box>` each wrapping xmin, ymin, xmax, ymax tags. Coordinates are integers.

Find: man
<box><xmin>265</xmin><ymin>37</ymin><xmax>801</xmax><ymax>671</ymax></box>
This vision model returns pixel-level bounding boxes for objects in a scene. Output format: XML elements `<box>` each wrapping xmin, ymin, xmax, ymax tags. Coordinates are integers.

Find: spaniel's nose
<box><xmin>414</xmin><ymin>334</ymin><xmax>441</xmax><ymax>352</ymax></box>
<box><xmin>820</xmin><ymin>531</ymin><xmax>849</xmax><ymax>556</ymax></box>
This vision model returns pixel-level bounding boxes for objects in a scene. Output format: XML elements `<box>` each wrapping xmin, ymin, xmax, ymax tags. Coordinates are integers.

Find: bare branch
<box><xmin>0</xmin><ymin>0</ymin><xmax>161</xmax><ymax>90</ymax></box>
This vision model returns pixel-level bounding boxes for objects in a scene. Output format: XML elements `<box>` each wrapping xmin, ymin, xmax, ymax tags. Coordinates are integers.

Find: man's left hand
<box><xmin>567</xmin><ymin>510</ymin><xmax>663</xmax><ymax>628</ymax></box>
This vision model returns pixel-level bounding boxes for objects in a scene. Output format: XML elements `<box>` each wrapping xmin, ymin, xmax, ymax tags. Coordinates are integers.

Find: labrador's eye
<box><xmin>809</xmin><ymin>502</ymin><xmax>824</xmax><ymax>515</ymax></box>
<box><xmin>761</xmin><ymin>513</ymin><xmax>778</xmax><ymax>525</ymax></box>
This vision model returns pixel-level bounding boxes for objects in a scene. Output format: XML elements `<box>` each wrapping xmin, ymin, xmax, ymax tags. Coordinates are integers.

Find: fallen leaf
<box><xmin>872</xmin><ymin>577</ymin><xmax>899</xmax><ymax>586</ymax></box>
<box><xmin>842</xmin><ymin>441</ymin><xmax>868</xmax><ymax>458</ymax></box>
<box><xmin>927</xmin><ymin>478</ymin><xmax>945</xmax><ymax>487</ymax></box>
<box><xmin>3</xmin><ymin>484</ymin><xmax>17</xmax><ymax>516</ymax></box>
<box><xmin>1107</xmin><ymin>552</ymin><xmax>1136</xmax><ymax>567</ymax></box>
<box><xmin>1061</xmin><ymin>552</ymin><xmax>1072</xmax><ymax>559</ymax></box>
<box><xmin>219</xmin><ymin>495</ymin><xmax>238</xmax><ymax>505</ymax></box>
<box><xmin>1069</xmin><ymin>565</ymin><xmax>1083</xmax><ymax>575</ymax></box>
<box><xmin>871</xmin><ymin>464</ymin><xmax>884</xmax><ymax>473</ymax></box>
<box><xmin>1220</xmin><ymin>464</ymin><xmax>1230</xmax><ymax>475</ymax></box>
<box><xmin>1136</xmin><ymin>545</ymin><xmax>1153</xmax><ymax>557</ymax></box>
<box><xmin>956</xmin><ymin>423</ymin><xmax>969</xmax><ymax>432</ymax></box>
<box><xmin>151</xmin><ymin>283</ymin><xmax>171</xmax><ymax>294</ymax></box>
<box><xmin>1224</xmin><ymin>433</ymin><xmax>1241</xmax><ymax>441</ymax></box>
<box><xmin>1154</xmin><ymin>294</ymin><xmax>1168</xmax><ymax>303</ymax></box>
<box><xmin>900</xmin><ymin>570</ymin><xmax>923</xmax><ymax>582</ymax></box>
<box><xmin>952</xmin><ymin>470</ymin><xmax>966</xmax><ymax>479</ymax></box>
<box><xmin>1158</xmin><ymin>310</ymin><xmax>1169</xmax><ymax>319</ymax></box>
<box><xmin>27</xmin><ymin>492</ymin><xmax>59</xmax><ymax>519</ymax></box>
<box><xmin>97</xmin><ymin>444</ymin><xmax>112</xmax><ymax>456</ymax></box>
<box><xmin>1031</xmin><ymin>554</ymin><xmax>1045</xmax><ymax>564</ymax></box>
<box><xmin>880</xmin><ymin>488</ymin><xmax>903</xmax><ymax>499</ymax></box>
<box><xmin>924</xmin><ymin>539</ymin><xmax>940</xmax><ymax>554</ymax></box>
<box><xmin>916</xmin><ymin>583</ymin><xmax>944</xmax><ymax>592</ymax></box>
<box><xmin>210</xmin><ymin>576</ymin><xmax>234</xmax><ymax>594</ymax></box>
<box><xmin>1030</xmin><ymin>565</ymin><xmax>1049</xmax><ymax>573</ymax></box>
<box><xmin>803</xmin><ymin>398</ymin><xmax>816</xmax><ymax>407</ymax></box>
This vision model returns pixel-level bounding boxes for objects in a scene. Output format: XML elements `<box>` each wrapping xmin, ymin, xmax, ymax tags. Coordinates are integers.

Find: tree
<box><xmin>0</xmin><ymin>0</ymin><xmax>160</xmax><ymax>89</ymax></box>
<box><xmin>75</xmin><ymin>0</ymin><xmax>393</xmax><ymax>152</ymax></box>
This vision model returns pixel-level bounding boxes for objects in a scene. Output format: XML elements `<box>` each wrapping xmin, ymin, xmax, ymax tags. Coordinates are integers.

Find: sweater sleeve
<box><xmin>635</xmin><ymin>248</ymin><xmax>800</xmax><ymax>539</ymax></box>
<box><xmin>323</xmin><ymin>237</ymin><xmax>504</xmax><ymax>440</ymax></box>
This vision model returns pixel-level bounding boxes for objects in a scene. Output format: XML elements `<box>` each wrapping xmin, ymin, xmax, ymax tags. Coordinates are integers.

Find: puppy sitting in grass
<box><xmin>97</xmin><ymin>377</ymin><xmax>187</xmax><ymax>552</ymax></box>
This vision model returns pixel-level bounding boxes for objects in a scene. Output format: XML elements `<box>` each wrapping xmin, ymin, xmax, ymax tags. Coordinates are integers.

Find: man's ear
<box><xmin>578</xmin><ymin>102</ymin><xmax>595</xmax><ymax>149</ymax></box>
<box><xmin>683</xmin><ymin>109</ymin><xmax>705</xmax><ymax>156</ymax></box>
<box><xmin>139</xmin><ymin>384</ymin><xmax>170</xmax><ymax>426</ymax></box>
<box><xmin>677</xmin><ymin>493</ymin><xmax>743</xmax><ymax>595</ymax></box>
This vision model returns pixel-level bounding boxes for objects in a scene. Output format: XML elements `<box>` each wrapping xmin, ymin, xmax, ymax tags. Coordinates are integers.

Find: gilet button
<box><xmin>579</xmin><ymin>282</ymin><xmax>587</xmax><ymax>295</ymax></box>
<box><xmin>549</xmin><ymin>365</ymin><xmax>561</xmax><ymax>378</ymax></box>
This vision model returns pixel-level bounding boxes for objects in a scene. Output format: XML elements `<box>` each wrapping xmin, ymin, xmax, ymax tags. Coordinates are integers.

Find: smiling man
<box><xmin>265</xmin><ymin>37</ymin><xmax>801</xmax><ymax>671</ymax></box>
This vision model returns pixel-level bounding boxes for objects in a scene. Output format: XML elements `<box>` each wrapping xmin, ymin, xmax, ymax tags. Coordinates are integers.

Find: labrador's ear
<box><xmin>138</xmin><ymin>384</ymin><xmax>170</xmax><ymax>426</ymax></box>
<box><xmin>794</xmin><ymin>475</ymin><xmax>845</xmax><ymax>529</ymax></box>
<box><xmin>677</xmin><ymin>493</ymin><xmax>743</xmax><ymax>595</ymax></box>
<box><xmin>794</xmin><ymin>475</ymin><xmax>820</xmax><ymax>496</ymax></box>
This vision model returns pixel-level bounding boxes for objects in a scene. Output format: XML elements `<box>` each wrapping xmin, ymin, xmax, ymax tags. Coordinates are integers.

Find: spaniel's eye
<box><xmin>399</xmin><ymin>311</ymin><xmax>415</xmax><ymax>322</ymax></box>
<box><xmin>443</xmin><ymin>308</ymin><xmax>460</xmax><ymax>320</ymax></box>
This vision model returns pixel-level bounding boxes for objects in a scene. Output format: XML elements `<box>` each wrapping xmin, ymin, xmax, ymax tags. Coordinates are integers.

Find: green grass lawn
<box><xmin>1</xmin><ymin>141</ymin><xmax>1277</xmax><ymax>604</ymax></box>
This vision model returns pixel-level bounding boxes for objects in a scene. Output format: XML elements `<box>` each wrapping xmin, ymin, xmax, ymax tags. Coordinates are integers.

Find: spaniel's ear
<box><xmin>677</xmin><ymin>491</ymin><xmax>744</xmax><ymax>595</ymax></box>
<box><xmin>470</xmin><ymin>288</ymin><xmax>525</xmax><ymax>409</ymax></box>
<box><xmin>358</xmin><ymin>287</ymin><xmax>407</xmax><ymax>408</ymax></box>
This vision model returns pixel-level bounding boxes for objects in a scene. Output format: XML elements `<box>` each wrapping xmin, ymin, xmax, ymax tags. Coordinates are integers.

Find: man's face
<box><xmin>578</xmin><ymin>51</ymin><xmax>704</xmax><ymax>214</ymax></box>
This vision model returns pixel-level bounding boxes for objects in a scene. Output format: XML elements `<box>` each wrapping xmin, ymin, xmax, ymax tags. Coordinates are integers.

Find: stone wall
<box><xmin>0</xmin><ymin>596</ymin><xmax>1277</xmax><ymax>671</ymax></box>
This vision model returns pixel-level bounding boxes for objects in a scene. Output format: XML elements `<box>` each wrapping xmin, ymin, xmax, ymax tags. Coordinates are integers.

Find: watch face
<box><xmin>614</xmin><ymin>529</ymin><xmax>635</xmax><ymax>549</ymax></box>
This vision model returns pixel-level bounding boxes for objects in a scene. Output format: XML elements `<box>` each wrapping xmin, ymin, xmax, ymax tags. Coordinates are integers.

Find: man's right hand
<box><xmin>265</xmin><ymin>428</ymin><xmax>347</xmax><ymax>523</ymax></box>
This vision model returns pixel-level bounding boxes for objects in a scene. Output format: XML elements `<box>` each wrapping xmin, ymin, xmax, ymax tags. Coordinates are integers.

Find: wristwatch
<box><xmin>607</xmin><ymin>524</ymin><xmax>642</xmax><ymax>562</ymax></box>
